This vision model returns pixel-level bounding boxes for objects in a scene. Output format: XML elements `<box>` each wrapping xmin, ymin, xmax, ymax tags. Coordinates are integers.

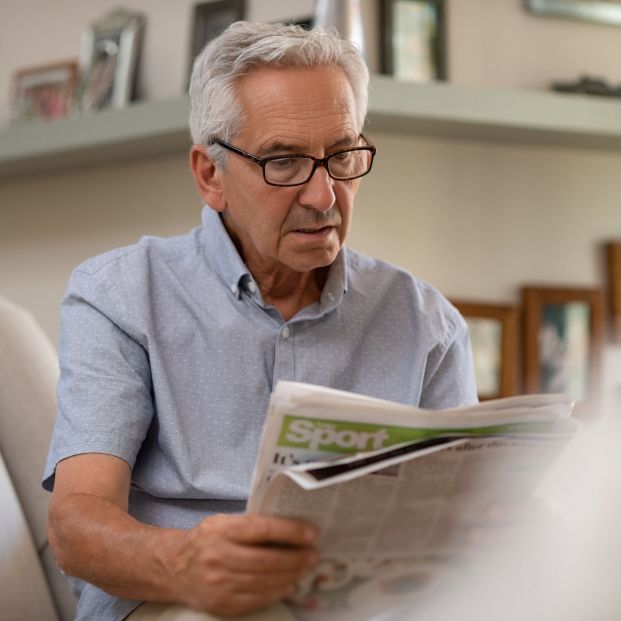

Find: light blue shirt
<box><xmin>44</xmin><ymin>205</ymin><xmax>477</xmax><ymax>620</ymax></box>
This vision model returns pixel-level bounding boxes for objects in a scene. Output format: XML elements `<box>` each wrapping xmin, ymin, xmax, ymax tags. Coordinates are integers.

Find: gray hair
<box><xmin>188</xmin><ymin>21</ymin><xmax>369</xmax><ymax>166</ymax></box>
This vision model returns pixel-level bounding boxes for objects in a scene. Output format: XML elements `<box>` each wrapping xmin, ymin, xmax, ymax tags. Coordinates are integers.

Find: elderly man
<box><xmin>45</xmin><ymin>21</ymin><xmax>477</xmax><ymax>621</ymax></box>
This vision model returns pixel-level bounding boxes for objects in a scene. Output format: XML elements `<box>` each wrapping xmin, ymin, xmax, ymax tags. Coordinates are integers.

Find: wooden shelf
<box><xmin>2</xmin><ymin>75</ymin><xmax>621</xmax><ymax>179</ymax></box>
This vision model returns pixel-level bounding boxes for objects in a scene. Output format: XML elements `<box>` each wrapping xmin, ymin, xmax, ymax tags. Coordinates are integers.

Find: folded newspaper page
<box><xmin>247</xmin><ymin>381</ymin><xmax>579</xmax><ymax>621</ymax></box>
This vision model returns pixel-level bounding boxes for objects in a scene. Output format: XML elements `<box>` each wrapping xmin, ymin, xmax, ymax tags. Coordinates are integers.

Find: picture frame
<box><xmin>77</xmin><ymin>9</ymin><xmax>145</xmax><ymax>114</ymax></box>
<box><xmin>452</xmin><ymin>300</ymin><xmax>520</xmax><ymax>401</ymax></box>
<box><xmin>188</xmin><ymin>0</ymin><xmax>246</xmax><ymax>80</ymax></box>
<box><xmin>605</xmin><ymin>241</ymin><xmax>621</xmax><ymax>342</ymax></box>
<box><xmin>380</xmin><ymin>0</ymin><xmax>446</xmax><ymax>81</ymax></box>
<box><xmin>524</xmin><ymin>0</ymin><xmax>621</xmax><ymax>27</ymax></box>
<box><xmin>10</xmin><ymin>61</ymin><xmax>78</xmax><ymax>123</ymax></box>
<box><xmin>522</xmin><ymin>286</ymin><xmax>605</xmax><ymax>417</ymax></box>
<box><xmin>600</xmin><ymin>344</ymin><xmax>621</xmax><ymax>418</ymax></box>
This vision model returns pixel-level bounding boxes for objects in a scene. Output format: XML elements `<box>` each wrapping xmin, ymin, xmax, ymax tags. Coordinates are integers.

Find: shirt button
<box><xmin>282</xmin><ymin>326</ymin><xmax>290</xmax><ymax>339</ymax></box>
<box><xmin>247</xmin><ymin>281</ymin><xmax>257</xmax><ymax>293</ymax></box>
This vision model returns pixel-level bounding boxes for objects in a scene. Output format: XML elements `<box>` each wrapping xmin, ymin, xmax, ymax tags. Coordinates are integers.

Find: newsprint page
<box><xmin>246</xmin><ymin>381</ymin><xmax>579</xmax><ymax>621</ymax></box>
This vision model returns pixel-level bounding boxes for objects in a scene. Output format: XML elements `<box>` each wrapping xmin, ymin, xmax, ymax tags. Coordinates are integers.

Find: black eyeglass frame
<box><xmin>211</xmin><ymin>135</ymin><xmax>377</xmax><ymax>187</ymax></box>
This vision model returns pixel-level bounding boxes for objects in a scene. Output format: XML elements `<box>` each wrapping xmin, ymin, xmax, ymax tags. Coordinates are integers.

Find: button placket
<box><xmin>273</xmin><ymin>324</ymin><xmax>295</xmax><ymax>382</ymax></box>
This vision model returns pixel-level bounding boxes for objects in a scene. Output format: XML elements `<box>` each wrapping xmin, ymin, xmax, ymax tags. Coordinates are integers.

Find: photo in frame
<box><xmin>381</xmin><ymin>0</ymin><xmax>446</xmax><ymax>81</ymax></box>
<box><xmin>522</xmin><ymin>286</ymin><xmax>605</xmax><ymax>416</ymax></box>
<box><xmin>188</xmin><ymin>0</ymin><xmax>246</xmax><ymax>81</ymax></box>
<box><xmin>77</xmin><ymin>9</ymin><xmax>145</xmax><ymax>114</ymax></box>
<box><xmin>10</xmin><ymin>61</ymin><xmax>78</xmax><ymax>123</ymax></box>
<box><xmin>524</xmin><ymin>0</ymin><xmax>621</xmax><ymax>27</ymax></box>
<box><xmin>452</xmin><ymin>301</ymin><xmax>519</xmax><ymax>400</ymax></box>
<box><xmin>605</xmin><ymin>241</ymin><xmax>621</xmax><ymax>342</ymax></box>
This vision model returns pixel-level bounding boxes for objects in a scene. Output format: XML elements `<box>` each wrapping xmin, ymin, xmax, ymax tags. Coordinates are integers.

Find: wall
<box><xmin>1</xmin><ymin>0</ymin><xmax>621</xmax><ymax>343</ymax></box>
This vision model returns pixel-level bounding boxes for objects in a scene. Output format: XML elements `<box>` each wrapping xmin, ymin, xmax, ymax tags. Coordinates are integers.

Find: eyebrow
<box><xmin>257</xmin><ymin>135</ymin><xmax>359</xmax><ymax>158</ymax></box>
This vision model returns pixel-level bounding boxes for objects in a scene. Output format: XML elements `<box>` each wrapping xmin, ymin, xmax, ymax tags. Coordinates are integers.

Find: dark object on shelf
<box><xmin>552</xmin><ymin>75</ymin><xmax>621</xmax><ymax>98</ymax></box>
<box><xmin>188</xmin><ymin>0</ymin><xmax>245</xmax><ymax>82</ymax></box>
<box><xmin>285</xmin><ymin>16</ymin><xmax>314</xmax><ymax>30</ymax></box>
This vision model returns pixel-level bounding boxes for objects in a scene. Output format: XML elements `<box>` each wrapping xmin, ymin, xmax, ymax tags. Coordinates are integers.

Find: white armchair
<box><xmin>0</xmin><ymin>296</ymin><xmax>76</xmax><ymax>620</ymax></box>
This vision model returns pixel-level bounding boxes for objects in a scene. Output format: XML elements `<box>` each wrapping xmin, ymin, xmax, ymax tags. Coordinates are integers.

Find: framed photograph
<box><xmin>524</xmin><ymin>0</ymin><xmax>621</xmax><ymax>27</ymax></box>
<box><xmin>605</xmin><ymin>241</ymin><xmax>621</xmax><ymax>342</ymax></box>
<box><xmin>77</xmin><ymin>9</ymin><xmax>145</xmax><ymax>114</ymax></box>
<box><xmin>522</xmin><ymin>286</ymin><xmax>605</xmax><ymax>416</ymax></box>
<box><xmin>452</xmin><ymin>301</ymin><xmax>519</xmax><ymax>401</ymax></box>
<box><xmin>188</xmin><ymin>0</ymin><xmax>246</xmax><ymax>79</ymax></box>
<box><xmin>10</xmin><ymin>61</ymin><xmax>78</xmax><ymax>123</ymax></box>
<box><xmin>381</xmin><ymin>0</ymin><xmax>446</xmax><ymax>81</ymax></box>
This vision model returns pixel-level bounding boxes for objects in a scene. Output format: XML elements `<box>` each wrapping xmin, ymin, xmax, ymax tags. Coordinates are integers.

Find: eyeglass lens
<box><xmin>264</xmin><ymin>149</ymin><xmax>373</xmax><ymax>185</ymax></box>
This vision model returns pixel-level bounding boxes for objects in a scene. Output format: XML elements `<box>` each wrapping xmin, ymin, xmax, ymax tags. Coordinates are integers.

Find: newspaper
<box><xmin>246</xmin><ymin>381</ymin><xmax>579</xmax><ymax>621</ymax></box>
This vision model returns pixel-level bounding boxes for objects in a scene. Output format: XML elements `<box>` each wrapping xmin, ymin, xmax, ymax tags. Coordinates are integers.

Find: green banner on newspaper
<box><xmin>276</xmin><ymin>415</ymin><xmax>555</xmax><ymax>454</ymax></box>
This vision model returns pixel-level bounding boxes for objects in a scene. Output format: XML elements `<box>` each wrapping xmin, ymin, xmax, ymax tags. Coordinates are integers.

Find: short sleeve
<box><xmin>43</xmin><ymin>267</ymin><xmax>154</xmax><ymax>491</ymax></box>
<box><xmin>419</xmin><ymin>312</ymin><xmax>478</xmax><ymax>410</ymax></box>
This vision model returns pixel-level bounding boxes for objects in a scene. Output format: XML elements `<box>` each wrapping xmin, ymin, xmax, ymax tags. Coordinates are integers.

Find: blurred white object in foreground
<box><xmin>393</xmin><ymin>345</ymin><xmax>621</xmax><ymax>621</ymax></box>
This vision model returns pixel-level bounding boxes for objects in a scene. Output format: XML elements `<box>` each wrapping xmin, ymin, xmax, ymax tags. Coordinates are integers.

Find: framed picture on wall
<box><xmin>522</xmin><ymin>286</ymin><xmax>605</xmax><ymax>417</ymax></box>
<box><xmin>77</xmin><ymin>9</ymin><xmax>145</xmax><ymax>114</ymax></box>
<box><xmin>188</xmin><ymin>0</ymin><xmax>246</xmax><ymax>81</ymax></box>
<box><xmin>10</xmin><ymin>61</ymin><xmax>78</xmax><ymax>123</ymax></box>
<box><xmin>452</xmin><ymin>300</ymin><xmax>519</xmax><ymax>401</ymax></box>
<box><xmin>524</xmin><ymin>0</ymin><xmax>621</xmax><ymax>27</ymax></box>
<box><xmin>381</xmin><ymin>0</ymin><xmax>446</xmax><ymax>81</ymax></box>
<box><xmin>605</xmin><ymin>241</ymin><xmax>621</xmax><ymax>342</ymax></box>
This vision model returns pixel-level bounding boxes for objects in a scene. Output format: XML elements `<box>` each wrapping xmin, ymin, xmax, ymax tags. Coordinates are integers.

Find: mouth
<box><xmin>291</xmin><ymin>225</ymin><xmax>335</xmax><ymax>236</ymax></box>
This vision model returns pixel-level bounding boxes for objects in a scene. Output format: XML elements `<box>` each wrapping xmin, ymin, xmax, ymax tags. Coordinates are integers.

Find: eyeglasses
<box><xmin>211</xmin><ymin>135</ymin><xmax>376</xmax><ymax>187</ymax></box>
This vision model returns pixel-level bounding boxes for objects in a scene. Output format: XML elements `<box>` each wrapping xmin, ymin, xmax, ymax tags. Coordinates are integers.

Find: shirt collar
<box><xmin>200</xmin><ymin>204</ymin><xmax>348</xmax><ymax>306</ymax></box>
<box><xmin>319</xmin><ymin>248</ymin><xmax>348</xmax><ymax>312</ymax></box>
<box><xmin>200</xmin><ymin>205</ymin><xmax>249</xmax><ymax>299</ymax></box>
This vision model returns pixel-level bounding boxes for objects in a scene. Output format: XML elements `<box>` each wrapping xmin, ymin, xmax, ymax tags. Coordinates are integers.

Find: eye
<box><xmin>331</xmin><ymin>151</ymin><xmax>353</xmax><ymax>162</ymax></box>
<box><xmin>269</xmin><ymin>157</ymin><xmax>296</xmax><ymax>170</ymax></box>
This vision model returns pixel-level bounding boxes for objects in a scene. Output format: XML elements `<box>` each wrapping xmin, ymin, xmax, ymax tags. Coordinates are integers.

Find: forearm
<box><xmin>49</xmin><ymin>492</ymin><xmax>184</xmax><ymax>603</ymax></box>
<box><xmin>48</xmin><ymin>451</ymin><xmax>319</xmax><ymax>616</ymax></box>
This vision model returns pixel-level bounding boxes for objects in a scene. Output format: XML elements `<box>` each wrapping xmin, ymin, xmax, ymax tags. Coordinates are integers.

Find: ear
<box><xmin>189</xmin><ymin>145</ymin><xmax>227</xmax><ymax>212</ymax></box>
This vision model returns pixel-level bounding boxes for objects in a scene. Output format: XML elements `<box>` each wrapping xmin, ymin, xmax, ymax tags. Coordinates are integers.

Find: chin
<box><xmin>293</xmin><ymin>250</ymin><xmax>340</xmax><ymax>272</ymax></box>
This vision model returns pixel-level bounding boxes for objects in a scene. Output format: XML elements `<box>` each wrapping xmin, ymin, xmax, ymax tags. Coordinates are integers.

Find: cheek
<box><xmin>336</xmin><ymin>183</ymin><xmax>357</xmax><ymax>218</ymax></box>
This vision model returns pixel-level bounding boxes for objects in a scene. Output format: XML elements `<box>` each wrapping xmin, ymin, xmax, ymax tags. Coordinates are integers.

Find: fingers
<box><xmin>217</xmin><ymin>513</ymin><xmax>319</xmax><ymax>547</ymax></box>
<box><xmin>172</xmin><ymin>513</ymin><xmax>320</xmax><ymax>616</ymax></box>
<box><xmin>218</xmin><ymin>539</ymin><xmax>319</xmax><ymax>573</ymax></box>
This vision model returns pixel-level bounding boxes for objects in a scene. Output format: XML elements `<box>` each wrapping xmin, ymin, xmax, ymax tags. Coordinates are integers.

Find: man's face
<box><xmin>216</xmin><ymin>66</ymin><xmax>362</xmax><ymax>276</ymax></box>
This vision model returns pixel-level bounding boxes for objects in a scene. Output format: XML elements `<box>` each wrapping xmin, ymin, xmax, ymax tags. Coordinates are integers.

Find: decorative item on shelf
<box><xmin>283</xmin><ymin>16</ymin><xmax>315</xmax><ymax>30</ymax></box>
<box><xmin>77</xmin><ymin>9</ymin><xmax>145</xmax><ymax>114</ymax></box>
<box><xmin>451</xmin><ymin>300</ymin><xmax>520</xmax><ymax>401</ymax></box>
<box><xmin>524</xmin><ymin>0</ymin><xmax>621</xmax><ymax>27</ymax></box>
<box><xmin>522</xmin><ymin>286</ymin><xmax>605</xmax><ymax>418</ymax></box>
<box><xmin>551</xmin><ymin>74</ymin><xmax>621</xmax><ymax>98</ymax></box>
<box><xmin>605</xmin><ymin>242</ymin><xmax>621</xmax><ymax>343</ymax></box>
<box><xmin>10</xmin><ymin>61</ymin><xmax>78</xmax><ymax>123</ymax></box>
<box><xmin>188</xmin><ymin>0</ymin><xmax>246</xmax><ymax>82</ymax></box>
<box><xmin>314</xmin><ymin>0</ymin><xmax>381</xmax><ymax>72</ymax></box>
<box><xmin>380</xmin><ymin>0</ymin><xmax>446</xmax><ymax>82</ymax></box>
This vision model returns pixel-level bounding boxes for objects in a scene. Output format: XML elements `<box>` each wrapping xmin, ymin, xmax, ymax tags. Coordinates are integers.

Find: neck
<box><xmin>253</xmin><ymin>266</ymin><xmax>328</xmax><ymax>321</ymax></box>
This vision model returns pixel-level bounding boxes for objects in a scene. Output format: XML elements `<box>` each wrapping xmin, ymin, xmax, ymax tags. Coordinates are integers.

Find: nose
<box><xmin>297</xmin><ymin>164</ymin><xmax>336</xmax><ymax>212</ymax></box>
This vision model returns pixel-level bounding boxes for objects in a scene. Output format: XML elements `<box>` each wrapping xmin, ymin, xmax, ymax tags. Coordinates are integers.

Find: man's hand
<box><xmin>170</xmin><ymin>514</ymin><xmax>319</xmax><ymax>617</ymax></box>
<box><xmin>49</xmin><ymin>454</ymin><xmax>318</xmax><ymax>618</ymax></box>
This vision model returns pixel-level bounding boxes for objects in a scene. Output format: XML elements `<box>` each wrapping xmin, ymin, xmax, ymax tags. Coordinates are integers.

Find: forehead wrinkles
<box><xmin>257</xmin><ymin>108</ymin><xmax>357</xmax><ymax>151</ymax></box>
<box><xmin>236</xmin><ymin>68</ymin><xmax>358</xmax><ymax>149</ymax></box>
